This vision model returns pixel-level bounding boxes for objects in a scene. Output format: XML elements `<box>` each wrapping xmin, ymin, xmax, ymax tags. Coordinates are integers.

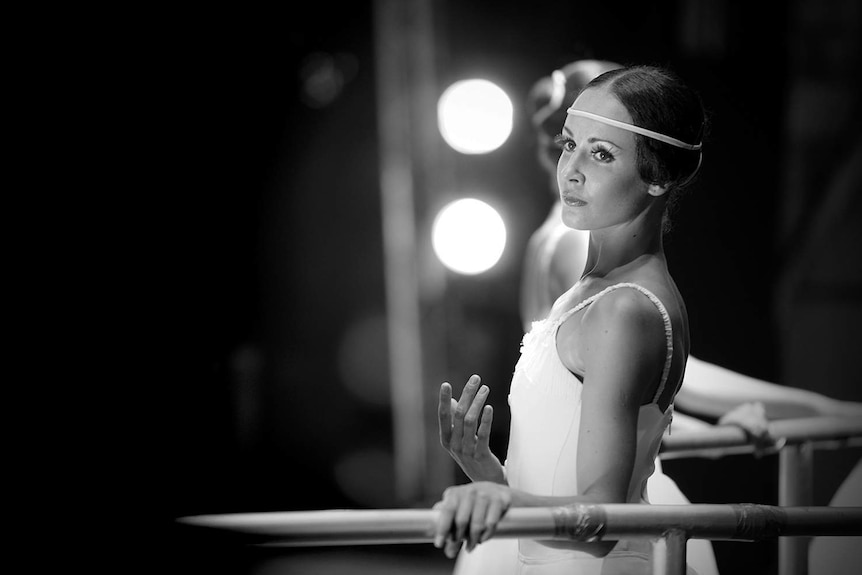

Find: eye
<box><xmin>553</xmin><ymin>134</ymin><xmax>575</xmax><ymax>152</ymax></box>
<box><xmin>591</xmin><ymin>145</ymin><xmax>615</xmax><ymax>162</ymax></box>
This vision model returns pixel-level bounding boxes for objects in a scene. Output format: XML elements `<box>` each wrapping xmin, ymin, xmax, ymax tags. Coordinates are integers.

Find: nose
<box><xmin>558</xmin><ymin>148</ymin><xmax>584</xmax><ymax>185</ymax></box>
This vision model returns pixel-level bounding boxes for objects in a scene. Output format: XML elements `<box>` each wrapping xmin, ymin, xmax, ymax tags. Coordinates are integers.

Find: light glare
<box><xmin>438</xmin><ymin>79</ymin><xmax>513</xmax><ymax>154</ymax></box>
<box><xmin>432</xmin><ymin>198</ymin><xmax>507</xmax><ymax>275</ymax></box>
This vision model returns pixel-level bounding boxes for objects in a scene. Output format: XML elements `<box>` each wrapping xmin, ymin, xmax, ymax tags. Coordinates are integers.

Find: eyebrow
<box><xmin>562</xmin><ymin>126</ymin><xmax>623</xmax><ymax>149</ymax></box>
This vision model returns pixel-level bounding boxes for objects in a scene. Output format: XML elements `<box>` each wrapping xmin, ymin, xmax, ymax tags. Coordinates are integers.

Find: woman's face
<box><xmin>555</xmin><ymin>86</ymin><xmax>653</xmax><ymax>231</ymax></box>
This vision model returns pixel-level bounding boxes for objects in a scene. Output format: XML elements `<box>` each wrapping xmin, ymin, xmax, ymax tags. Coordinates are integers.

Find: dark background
<box><xmin>77</xmin><ymin>1</ymin><xmax>859</xmax><ymax>574</ymax></box>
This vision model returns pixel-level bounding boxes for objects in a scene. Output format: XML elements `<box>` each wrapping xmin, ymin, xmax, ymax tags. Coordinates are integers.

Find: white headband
<box><xmin>566</xmin><ymin>108</ymin><xmax>702</xmax><ymax>151</ymax></box>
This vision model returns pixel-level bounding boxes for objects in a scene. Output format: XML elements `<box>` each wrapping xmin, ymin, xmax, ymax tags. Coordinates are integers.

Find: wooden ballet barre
<box><xmin>660</xmin><ymin>415</ymin><xmax>862</xmax><ymax>459</ymax></box>
<box><xmin>177</xmin><ymin>503</ymin><xmax>862</xmax><ymax>547</ymax></box>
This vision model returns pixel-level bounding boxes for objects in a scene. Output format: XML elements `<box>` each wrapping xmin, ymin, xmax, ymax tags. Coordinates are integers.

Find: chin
<box><xmin>560</xmin><ymin>213</ymin><xmax>589</xmax><ymax>231</ymax></box>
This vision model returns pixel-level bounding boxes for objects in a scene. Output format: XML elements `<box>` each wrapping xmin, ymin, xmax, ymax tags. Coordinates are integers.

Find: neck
<box><xmin>581</xmin><ymin>209</ymin><xmax>665</xmax><ymax>280</ymax></box>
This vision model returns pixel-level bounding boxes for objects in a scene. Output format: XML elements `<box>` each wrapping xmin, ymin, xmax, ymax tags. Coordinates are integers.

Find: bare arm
<box><xmin>433</xmin><ymin>290</ymin><xmax>667</xmax><ymax>557</ymax></box>
<box><xmin>676</xmin><ymin>356</ymin><xmax>862</xmax><ymax>420</ymax></box>
<box><xmin>535</xmin><ymin>289</ymin><xmax>666</xmax><ymax>550</ymax></box>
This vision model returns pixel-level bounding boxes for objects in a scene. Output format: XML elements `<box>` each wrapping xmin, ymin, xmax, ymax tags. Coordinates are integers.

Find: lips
<box><xmin>562</xmin><ymin>194</ymin><xmax>586</xmax><ymax>207</ymax></box>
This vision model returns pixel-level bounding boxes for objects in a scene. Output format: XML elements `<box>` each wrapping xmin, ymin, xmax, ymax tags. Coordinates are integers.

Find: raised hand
<box><xmin>432</xmin><ymin>481</ymin><xmax>512</xmax><ymax>557</ymax></box>
<box><xmin>438</xmin><ymin>375</ymin><xmax>505</xmax><ymax>484</ymax></box>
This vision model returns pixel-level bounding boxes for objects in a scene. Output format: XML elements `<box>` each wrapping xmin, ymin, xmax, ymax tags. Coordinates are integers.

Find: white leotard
<box><xmin>453</xmin><ymin>283</ymin><xmax>716</xmax><ymax>575</ymax></box>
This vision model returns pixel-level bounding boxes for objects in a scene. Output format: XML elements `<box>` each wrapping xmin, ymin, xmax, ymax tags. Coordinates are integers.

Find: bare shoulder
<box><xmin>581</xmin><ymin>287</ymin><xmax>670</xmax><ymax>393</ymax></box>
<box><xmin>551</xmin><ymin>286</ymin><xmax>669</xmax><ymax>403</ymax></box>
<box><xmin>581</xmin><ymin>287</ymin><xmax>667</xmax><ymax>341</ymax></box>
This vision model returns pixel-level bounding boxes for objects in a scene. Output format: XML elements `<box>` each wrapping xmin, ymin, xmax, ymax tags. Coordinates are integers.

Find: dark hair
<box><xmin>585</xmin><ymin>65</ymin><xmax>707</xmax><ymax>208</ymax></box>
<box><xmin>584</xmin><ymin>65</ymin><xmax>707</xmax><ymax>232</ymax></box>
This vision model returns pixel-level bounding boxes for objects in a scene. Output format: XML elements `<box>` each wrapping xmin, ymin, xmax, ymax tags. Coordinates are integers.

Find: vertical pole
<box><xmin>373</xmin><ymin>0</ymin><xmax>453</xmax><ymax>505</ymax></box>
<box><xmin>373</xmin><ymin>0</ymin><xmax>426</xmax><ymax>504</ymax></box>
<box><xmin>652</xmin><ymin>530</ymin><xmax>688</xmax><ymax>575</ymax></box>
<box><xmin>779</xmin><ymin>442</ymin><xmax>814</xmax><ymax>575</ymax></box>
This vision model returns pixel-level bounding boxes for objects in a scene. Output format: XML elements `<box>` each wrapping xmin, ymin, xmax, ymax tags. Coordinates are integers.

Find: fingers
<box><xmin>434</xmin><ymin>487</ymin><xmax>472</xmax><ymax>558</ymax></box>
<box><xmin>461</xmin><ymin>384</ymin><xmax>490</xmax><ymax>454</ymax></box>
<box><xmin>467</xmin><ymin>495</ymin><xmax>489</xmax><ymax>551</ymax></box>
<box><xmin>433</xmin><ymin>490</ymin><xmax>456</xmax><ymax>549</ymax></box>
<box><xmin>453</xmin><ymin>488</ymin><xmax>475</xmax><ymax>544</ymax></box>
<box><xmin>433</xmin><ymin>484</ymin><xmax>508</xmax><ymax>557</ymax></box>
<box><xmin>450</xmin><ymin>375</ymin><xmax>481</xmax><ymax>449</ymax></box>
<box><xmin>443</xmin><ymin>537</ymin><xmax>462</xmax><ymax>559</ymax></box>
<box><xmin>476</xmin><ymin>405</ymin><xmax>494</xmax><ymax>453</ymax></box>
<box><xmin>482</xmin><ymin>497</ymin><xmax>505</xmax><ymax>543</ymax></box>
<box><xmin>438</xmin><ymin>383</ymin><xmax>453</xmax><ymax>447</ymax></box>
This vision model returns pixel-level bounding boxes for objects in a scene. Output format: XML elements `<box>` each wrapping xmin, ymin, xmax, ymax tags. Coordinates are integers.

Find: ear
<box><xmin>646</xmin><ymin>182</ymin><xmax>669</xmax><ymax>197</ymax></box>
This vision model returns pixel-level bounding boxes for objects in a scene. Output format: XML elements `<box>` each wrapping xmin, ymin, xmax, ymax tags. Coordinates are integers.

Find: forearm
<box><xmin>677</xmin><ymin>357</ymin><xmax>843</xmax><ymax>419</ymax></box>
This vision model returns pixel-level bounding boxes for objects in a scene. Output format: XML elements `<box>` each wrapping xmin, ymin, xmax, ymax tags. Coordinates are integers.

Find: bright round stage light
<box><xmin>431</xmin><ymin>198</ymin><xmax>507</xmax><ymax>275</ymax></box>
<box><xmin>437</xmin><ymin>79</ymin><xmax>513</xmax><ymax>154</ymax></box>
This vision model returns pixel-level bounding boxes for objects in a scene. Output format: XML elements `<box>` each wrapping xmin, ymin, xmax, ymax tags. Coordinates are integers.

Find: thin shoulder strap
<box><xmin>555</xmin><ymin>282</ymin><xmax>673</xmax><ymax>402</ymax></box>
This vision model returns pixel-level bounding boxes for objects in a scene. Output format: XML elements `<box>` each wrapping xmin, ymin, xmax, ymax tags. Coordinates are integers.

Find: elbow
<box><xmin>538</xmin><ymin>539</ymin><xmax>618</xmax><ymax>557</ymax></box>
<box><xmin>561</xmin><ymin>491</ymin><xmax>625</xmax><ymax>557</ymax></box>
<box><xmin>588</xmin><ymin>540</ymin><xmax>618</xmax><ymax>558</ymax></box>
